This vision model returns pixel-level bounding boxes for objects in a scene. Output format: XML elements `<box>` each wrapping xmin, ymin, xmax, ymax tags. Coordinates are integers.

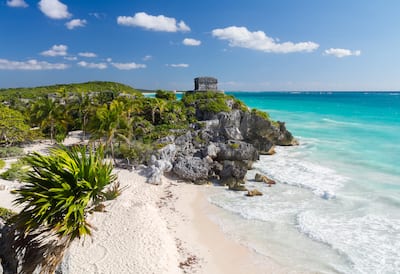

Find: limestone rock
<box><xmin>157</xmin><ymin>144</ymin><xmax>176</xmax><ymax>163</ymax></box>
<box><xmin>220</xmin><ymin>161</ymin><xmax>248</xmax><ymax>190</ymax></box>
<box><xmin>246</xmin><ymin>189</ymin><xmax>263</xmax><ymax>197</ymax></box>
<box><xmin>239</xmin><ymin>112</ymin><xmax>296</xmax><ymax>154</ymax></box>
<box><xmin>217</xmin><ymin>141</ymin><xmax>259</xmax><ymax>162</ymax></box>
<box><xmin>172</xmin><ymin>157</ymin><xmax>210</xmax><ymax>183</ymax></box>
<box><xmin>255</xmin><ymin>173</ymin><xmax>276</xmax><ymax>185</ymax></box>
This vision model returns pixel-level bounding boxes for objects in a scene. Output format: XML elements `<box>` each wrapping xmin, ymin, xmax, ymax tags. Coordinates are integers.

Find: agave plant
<box><xmin>11</xmin><ymin>145</ymin><xmax>117</xmax><ymax>273</ymax></box>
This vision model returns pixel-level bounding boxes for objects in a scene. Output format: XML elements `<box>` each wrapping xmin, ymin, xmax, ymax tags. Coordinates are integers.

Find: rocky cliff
<box><xmin>147</xmin><ymin>92</ymin><xmax>297</xmax><ymax>190</ymax></box>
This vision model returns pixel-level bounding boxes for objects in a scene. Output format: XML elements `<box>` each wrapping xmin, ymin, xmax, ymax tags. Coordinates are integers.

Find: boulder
<box><xmin>220</xmin><ymin>161</ymin><xmax>248</xmax><ymax>190</ymax></box>
<box><xmin>246</xmin><ymin>189</ymin><xmax>263</xmax><ymax>197</ymax></box>
<box><xmin>255</xmin><ymin>173</ymin><xmax>276</xmax><ymax>185</ymax></box>
<box><xmin>217</xmin><ymin>141</ymin><xmax>259</xmax><ymax>162</ymax></box>
<box><xmin>172</xmin><ymin>157</ymin><xmax>210</xmax><ymax>183</ymax></box>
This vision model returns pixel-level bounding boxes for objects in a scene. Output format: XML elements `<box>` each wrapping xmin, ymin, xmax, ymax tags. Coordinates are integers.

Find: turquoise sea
<box><xmin>207</xmin><ymin>92</ymin><xmax>400</xmax><ymax>273</ymax></box>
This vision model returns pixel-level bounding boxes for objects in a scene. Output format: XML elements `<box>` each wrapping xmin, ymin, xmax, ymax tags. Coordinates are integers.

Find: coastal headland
<box><xmin>0</xmin><ymin>81</ymin><xmax>296</xmax><ymax>273</ymax></box>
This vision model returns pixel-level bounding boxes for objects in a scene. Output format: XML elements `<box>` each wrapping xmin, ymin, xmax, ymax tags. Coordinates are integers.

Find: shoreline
<box><xmin>0</xmin><ymin>137</ymin><xmax>287</xmax><ymax>273</ymax></box>
<box><xmin>164</xmin><ymin>179</ymin><xmax>286</xmax><ymax>274</ymax></box>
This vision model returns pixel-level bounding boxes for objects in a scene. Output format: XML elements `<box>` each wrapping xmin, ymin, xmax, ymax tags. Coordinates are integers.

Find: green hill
<box><xmin>0</xmin><ymin>81</ymin><xmax>141</xmax><ymax>101</ymax></box>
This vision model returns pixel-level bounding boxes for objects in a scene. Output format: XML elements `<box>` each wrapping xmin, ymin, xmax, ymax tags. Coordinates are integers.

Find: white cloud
<box><xmin>77</xmin><ymin>61</ymin><xmax>107</xmax><ymax>69</ymax></box>
<box><xmin>183</xmin><ymin>38</ymin><xmax>201</xmax><ymax>46</ymax></box>
<box><xmin>167</xmin><ymin>63</ymin><xmax>189</xmax><ymax>68</ymax></box>
<box><xmin>212</xmin><ymin>26</ymin><xmax>319</xmax><ymax>53</ymax></box>
<box><xmin>38</xmin><ymin>0</ymin><xmax>71</xmax><ymax>20</ymax></box>
<box><xmin>64</xmin><ymin>56</ymin><xmax>77</xmax><ymax>61</ymax></box>
<box><xmin>111</xmin><ymin>62</ymin><xmax>146</xmax><ymax>70</ymax></box>
<box><xmin>6</xmin><ymin>0</ymin><xmax>28</xmax><ymax>8</ymax></box>
<box><xmin>78</xmin><ymin>52</ymin><xmax>97</xmax><ymax>58</ymax></box>
<box><xmin>324</xmin><ymin>48</ymin><xmax>361</xmax><ymax>58</ymax></box>
<box><xmin>66</xmin><ymin>19</ymin><xmax>87</xmax><ymax>30</ymax></box>
<box><xmin>41</xmin><ymin>44</ymin><xmax>68</xmax><ymax>57</ymax></box>
<box><xmin>143</xmin><ymin>55</ymin><xmax>152</xmax><ymax>61</ymax></box>
<box><xmin>106</xmin><ymin>58</ymin><xmax>112</xmax><ymax>62</ymax></box>
<box><xmin>89</xmin><ymin>12</ymin><xmax>106</xmax><ymax>19</ymax></box>
<box><xmin>117</xmin><ymin>12</ymin><xmax>190</xmax><ymax>32</ymax></box>
<box><xmin>0</xmin><ymin>58</ymin><xmax>68</xmax><ymax>70</ymax></box>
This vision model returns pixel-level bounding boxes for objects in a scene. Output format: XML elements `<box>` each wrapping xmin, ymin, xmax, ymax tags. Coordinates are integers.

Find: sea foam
<box><xmin>253</xmin><ymin>145</ymin><xmax>347</xmax><ymax>199</ymax></box>
<box><xmin>296</xmin><ymin>211</ymin><xmax>400</xmax><ymax>274</ymax></box>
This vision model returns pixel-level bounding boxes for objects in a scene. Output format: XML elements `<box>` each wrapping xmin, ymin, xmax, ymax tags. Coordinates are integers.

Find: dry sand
<box><xmin>0</xmin><ymin>135</ymin><xmax>286</xmax><ymax>273</ymax></box>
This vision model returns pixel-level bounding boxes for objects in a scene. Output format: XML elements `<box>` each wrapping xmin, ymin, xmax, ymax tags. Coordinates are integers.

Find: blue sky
<box><xmin>1</xmin><ymin>0</ymin><xmax>400</xmax><ymax>91</ymax></box>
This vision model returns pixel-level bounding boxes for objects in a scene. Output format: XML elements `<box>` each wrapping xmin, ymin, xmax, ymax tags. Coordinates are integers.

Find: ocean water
<box><xmin>207</xmin><ymin>92</ymin><xmax>400</xmax><ymax>274</ymax></box>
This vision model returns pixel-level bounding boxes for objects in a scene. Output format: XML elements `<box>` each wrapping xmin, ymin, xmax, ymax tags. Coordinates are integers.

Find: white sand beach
<box><xmin>0</xmin><ymin>137</ymin><xmax>285</xmax><ymax>274</ymax></box>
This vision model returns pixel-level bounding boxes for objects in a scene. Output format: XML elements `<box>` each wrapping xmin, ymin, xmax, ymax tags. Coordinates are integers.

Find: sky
<box><xmin>1</xmin><ymin>0</ymin><xmax>400</xmax><ymax>91</ymax></box>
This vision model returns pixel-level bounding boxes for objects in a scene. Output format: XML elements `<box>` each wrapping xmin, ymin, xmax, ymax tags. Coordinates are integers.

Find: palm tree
<box><xmin>31</xmin><ymin>97</ymin><xmax>66</xmax><ymax>143</ymax></box>
<box><xmin>12</xmin><ymin>145</ymin><xmax>117</xmax><ymax>273</ymax></box>
<box><xmin>92</xmin><ymin>100</ymin><xmax>125</xmax><ymax>163</ymax></box>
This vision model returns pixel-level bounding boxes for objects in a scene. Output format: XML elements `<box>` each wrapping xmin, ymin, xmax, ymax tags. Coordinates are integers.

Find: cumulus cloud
<box><xmin>212</xmin><ymin>26</ymin><xmax>319</xmax><ymax>53</ymax></box>
<box><xmin>77</xmin><ymin>61</ymin><xmax>107</xmax><ymax>69</ymax></box>
<box><xmin>117</xmin><ymin>12</ymin><xmax>190</xmax><ymax>32</ymax></box>
<box><xmin>324</xmin><ymin>48</ymin><xmax>361</xmax><ymax>58</ymax></box>
<box><xmin>111</xmin><ymin>62</ymin><xmax>146</xmax><ymax>70</ymax></box>
<box><xmin>41</xmin><ymin>44</ymin><xmax>68</xmax><ymax>57</ymax></box>
<box><xmin>78</xmin><ymin>52</ymin><xmax>97</xmax><ymax>58</ymax></box>
<box><xmin>183</xmin><ymin>38</ymin><xmax>201</xmax><ymax>46</ymax></box>
<box><xmin>65</xmin><ymin>19</ymin><xmax>87</xmax><ymax>30</ymax></box>
<box><xmin>0</xmin><ymin>58</ymin><xmax>68</xmax><ymax>70</ymax></box>
<box><xmin>38</xmin><ymin>0</ymin><xmax>71</xmax><ymax>19</ymax></box>
<box><xmin>167</xmin><ymin>63</ymin><xmax>189</xmax><ymax>68</ymax></box>
<box><xmin>6</xmin><ymin>0</ymin><xmax>28</xmax><ymax>8</ymax></box>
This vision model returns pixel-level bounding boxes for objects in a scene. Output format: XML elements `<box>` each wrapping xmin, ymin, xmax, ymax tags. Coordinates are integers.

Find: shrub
<box><xmin>155</xmin><ymin>90</ymin><xmax>177</xmax><ymax>100</ymax></box>
<box><xmin>0</xmin><ymin>146</ymin><xmax>24</xmax><ymax>158</ymax></box>
<box><xmin>0</xmin><ymin>159</ymin><xmax>5</xmax><ymax>169</ymax></box>
<box><xmin>0</xmin><ymin>207</ymin><xmax>16</xmax><ymax>220</ymax></box>
<box><xmin>0</xmin><ymin>159</ymin><xmax>28</xmax><ymax>181</ymax></box>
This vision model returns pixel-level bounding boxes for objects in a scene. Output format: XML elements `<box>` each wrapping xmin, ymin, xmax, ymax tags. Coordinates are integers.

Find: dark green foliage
<box><xmin>155</xmin><ymin>90</ymin><xmax>177</xmax><ymax>100</ymax></box>
<box><xmin>0</xmin><ymin>146</ymin><xmax>24</xmax><ymax>158</ymax></box>
<box><xmin>115</xmin><ymin>142</ymin><xmax>155</xmax><ymax>165</ymax></box>
<box><xmin>0</xmin><ymin>207</ymin><xmax>16</xmax><ymax>220</ymax></box>
<box><xmin>182</xmin><ymin>91</ymin><xmax>231</xmax><ymax>120</ymax></box>
<box><xmin>0</xmin><ymin>81</ymin><xmax>141</xmax><ymax>102</ymax></box>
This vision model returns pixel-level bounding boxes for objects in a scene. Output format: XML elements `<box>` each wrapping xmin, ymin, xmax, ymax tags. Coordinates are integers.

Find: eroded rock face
<box><xmin>239</xmin><ymin>112</ymin><xmax>295</xmax><ymax>154</ymax></box>
<box><xmin>172</xmin><ymin>157</ymin><xmax>210</xmax><ymax>183</ymax></box>
<box><xmin>217</xmin><ymin>141</ymin><xmax>259</xmax><ymax>162</ymax></box>
<box><xmin>153</xmin><ymin>97</ymin><xmax>295</xmax><ymax>189</ymax></box>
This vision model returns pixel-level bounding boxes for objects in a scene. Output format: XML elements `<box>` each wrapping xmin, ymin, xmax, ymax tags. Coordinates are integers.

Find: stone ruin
<box><xmin>194</xmin><ymin>77</ymin><xmax>220</xmax><ymax>92</ymax></box>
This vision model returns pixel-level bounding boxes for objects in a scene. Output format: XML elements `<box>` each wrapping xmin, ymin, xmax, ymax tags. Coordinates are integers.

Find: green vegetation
<box><xmin>0</xmin><ymin>159</ymin><xmax>5</xmax><ymax>169</ymax></box>
<box><xmin>155</xmin><ymin>90</ymin><xmax>177</xmax><ymax>100</ymax></box>
<box><xmin>12</xmin><ymin>145</ymin><xmax>117</xmax><ymax>273</ymax></box>
<box><xmin>0</xmin><ymin>105</ymin><xmax>31</xmax><ymax>146</ymax></box>
<box><xmin>0</xmin><ymin>81</ymin><xmax>141</xmax><ymax>101</ymax></box>
<box><xmin>0</xmin><ymin>146</ymin><xmax>24</xmax><ymax>158</ymax></box>
<box><xmin>182</xmin><ymin>91</ymin><xmax>231</xmax><ymax>115</ymax></box>
<box><xmin>0</xmin><ymin>82</ymin><xmax>276</xmax><ymax>166</ymax></box>
<box><xmin>229</xmin><ymin>143</ymin><xmax>240</xmax><ymax>149</ymax></box>
<box><xmin>0</xmin><ymin>159</ymin><xmax>28</xmax><ymax>181</ymax></box>
<box><xmin>0</xmin><ymin>207</ymin><xmax>16</xmax><ymax>220</ymax></box>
